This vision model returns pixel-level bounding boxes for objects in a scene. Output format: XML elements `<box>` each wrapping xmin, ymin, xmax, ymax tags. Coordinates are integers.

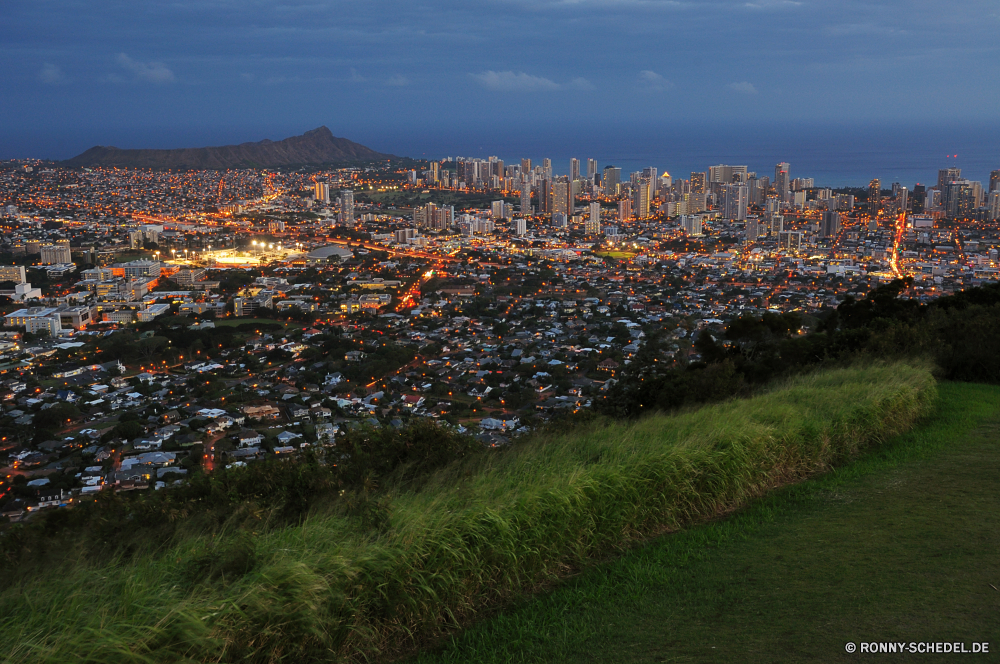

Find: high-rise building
<box><xmin>618</xmin><ymin>197</ymin><xmax>632</xmax><ymax>221</ymax></box>
<box><xmin>745</xmin><ymin>216</ymin><xmax>762</xmax><ymax>241</ymax></box>
<box><xmin>770</xmin><ymin>215</ymin><xmax>784</xmax><ymax>237</ymax></box>
<box><xmin>765</xmin><ymin>196</ymin><xmax>781</xmax><ymax>219</ymax></box>
<box><xmin>988</xmin><ymin>190</ymin><xmax>1000</xmax><ymax>221</ymax></box>
<box><xmin>911</xmin><ymin>184</ymin><xmax>926</xmax><ymax>214</ymax></box>
<box><xmin>722</xmin><ymin>184</ymin><xmax>748</xmax><ymax>220</ymax></box>
<box><xmin>586</xmin><ymin>202</ymin><xmax>601</xmax><ymax>234</ymax></box>
<box><xmin>820</xmin><ymin>211</ymin><xmax>842</xmax><ymax>238</ymax></box>
<box><xmin>896</xmin><ymin>187</ymin><xmax>908</xmax><ymax>213</ymax></box>
<box><xmin>603</xmin><ymin>166</ymin><xmax>621</xmax><ymax>194</ymax></box>
<box><xmin>570</xmin><ymin>158</ymin><xmax>580</xmax><ymax>182</ymax></box>
<box><xmin>642</xmin><ymin>167</ymin><xmax>658</xmax><ymax>190</ymax></box>
<box><xmin>990</xmin><ymin>170</ymin><xmax>1000</xmax><ymax>193</ymax></box>
<box><xmin>40</xmin><ymin>244</ymin><xmax>72</xmax><ymax>265</ymax></box>
<box><xmin>938</xmin><ymin>168</ymin><xmax>962</xmax><ymax>190</ymax></box>
<box><xmin>339</xmin><ymin>190</ymin><xmax>354</xmax><ymax>225</ymax></box>
<box><xmin>708</xmin><ymin>165</ymin><xmax>747</xmax><ymax>186</ymax></box>
<box><xmin>659</xmin><ymin>173</ymin><xmax>673</xmax><ymax>193</ymax></box>
<box><xmin>520</xmin><ymin>181</ymin><xmax>532</xmax><ymax>215</ymax></box>
<box><xmin>513</xmin><ymin>218</ymin><xmax>527</xmax><ymax>236</ymax></box>
<box><xmin>945</xmin><ymin>180</ymin><xmax>983</xmax><ymax>219</ymax></box>
<box><xmin>690</xmin><ymin>172</ymin><xmax>706</xmax><ymax>194</ymax></box>
<box><xmin>538</xmin><ymin>179</ymin><xmax>551</xmax><ymax>214</ymax></box>
<box><xmin>542</xmin><ymin>158</ymin><xmax>552</xmax><ymax>180</ymax></box>
<box><xmin>632</xmin><ymin>182</ymin><xmax>650</xmax><ymax>218</ymax></box>
<box><xmin>552</xmin><ymin>177</ymin><xmax>570</xmax><ymax>217</ymax></box>
<box><xmin>868</xmin><ymin>179</ymin><xmax>881</xmax><ymax>219</ymax></box>
<box><xmin>0</xmin><ymin>265</ymin><xmax>27</xmax><ymax>284</ymax></box>
<box><xmin>314</xmin><ymin>181</ymin><xmax>330</xmax><ymax>203</ymax></box>
<box><xmin>587</xmin><ymin>159</ymin><xmax>598</xmax><ymax>181</ymax></box>
<box><xmin>681</xmin><ymin>215</ymin><xmax>702</xmax><ymax>236</ymax></box>
<box><xmin>521</xmin><ymin>158</ymin><xmax>532</xmax><ymax>176</ymax></box>
<box><xmin>747</xmin><ymin>177</ymin><xmax>763</xmax><ymax>206</ymax></box>
<box><xmin>491</xmin><ymin>200</ymin><xmax>506</xmax><ymax>219</ymax></box>
<box><xmin>775</xmin><ymin>163</ymin><xmax>790</xmax><ymax>201</ymax></box>
<box><xmin>430</xmin><ymin>162</ymin><xmax>440</xmax><ymax>184</ymax></box>
<box><xmin>435</xmin><ymin>206</ymin><xmax>454</xmax><ymax>229</ymax></box>
<box><xmin>128</xmin><ymin>230</ymin><xmax>144</xmax><ymax>249</ymax></box>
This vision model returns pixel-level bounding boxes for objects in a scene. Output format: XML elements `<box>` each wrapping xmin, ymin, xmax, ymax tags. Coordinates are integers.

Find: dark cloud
<box><xmin>0</xmin><ymin>0</ymin><xmax>998</xmax><ymax>158</ymax></box>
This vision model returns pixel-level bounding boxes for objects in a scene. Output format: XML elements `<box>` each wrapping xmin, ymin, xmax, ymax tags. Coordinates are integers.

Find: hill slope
<box><xmin>61</xmin><ymin>126</ymin><xmax>393</xmax><ymax>170</ymax></box>
<box><xmin>412</xmin><ymin>382</ymin><xmax>1000</xmax><ymax>664</ymax></box>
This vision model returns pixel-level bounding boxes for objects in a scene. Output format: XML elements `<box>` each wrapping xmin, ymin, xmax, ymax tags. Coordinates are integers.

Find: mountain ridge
<box><xmin>61</xmin><ymin>126</ymin><xmax>394</xmax><ymax>170</ymax></box>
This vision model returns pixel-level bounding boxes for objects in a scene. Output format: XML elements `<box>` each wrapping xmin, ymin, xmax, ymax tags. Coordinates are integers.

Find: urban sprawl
<box><xmin>1</xmin><ymin>155</ymin><xmax>999</xmax><ymax>518</ymax></box>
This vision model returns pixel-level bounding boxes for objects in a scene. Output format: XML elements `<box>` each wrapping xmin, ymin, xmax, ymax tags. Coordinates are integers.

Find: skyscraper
<box><xmin>937</xmin><ymin>168</ymin><xmax>961</xmax><ymax>190</ymax></box>
<box><xmin>520</xmin><ymin>181</ymin><xmax>532</xmax><ymax>215</ymax></box>
<box><xmin>681</xmin><ymin>215</ymin><xmax>702</xmax><ymax>236</ymax></box>
<box><xmin>690</xmin><ymin>172</ymin><xmax>706</xmax><ymax>194</ymax></box>
<box><xmin>339</xmin><ymin>190</ymin><xmax>354</xmax><ymax>225</ymax></box>
<box><xmin>587</xmin><ymin>159</ymin><xmax>598</xmax><ymax>181</ymax></box>
<box><xmin>570</xmin><ymin>158</ymin><xmax>580</xmax><ymax>182</ymax></box>
<box><xmin>552</xmin><ymin>177</ymin><xmax>570</xmax><ymax>217</ymax></box>
<box><xmin>775</xmin><ymin>163</ymin><xmax>790</xmax><ymax>201</ymax></box>
<box><xmin>820</xmin><ymin>211</ymin><xmax>842</xmax><ymax>238</ymax></box>
<box><xmin>586</xmin><ymin>202</ymin><xmax>601</xmax><ymax>234</ymax></box>
<box><xmin>945</xmin><ymin>180</ymin><xmax>982</xmax><ymax>219</ymax></box>
<box><xmin>513</xmin><ymin>218</ymin><xmax>527</xmax><ymax>236</ymax></box>
<box><xmin>990</xmin><ymin>170</ymin><xmax>1000</xmax><ymax>193</ymax></box>
<box><xmin>314</xmin><ymin>181</ymin><xmax>329</xmax><ymax>204</ymax></box>
<box><xmin>632</xmin><ymin>182</ymin><xmax>650</xmax><ymax>218</ymax></box>
<box><xmin>542</xmin><ymin>158</ymin><xmax>552</xmax><ymax>180</ymax></box>
<box><xmin>491</xmin><ymin>200</ymin><xmax>506</xmax><ymax>219</ymax></box>
<box><xmin>765</xmin><ymin>196</ymin><xmax>780</xmax><ymax>219</ymax></box>
<box><xmin>868</xmin><ymin>179</ymin><xmax>880</xmax><ymax>219</ymax></box>
<box><xmin>989</xmin><ymin>190</ymin><xmax>1000</xmax><ymax>221</ymax></box>
<box><xmin>603</xmin><ymin>166</ymin><xmax>621</xmax><ymax>195</ymax></box>
<box><xmin>538</xmin><ymin>179</ymin><xmax>551</xmax><ymax>214</ymax></box>
<box><xmin>708</xmin><ymin>165</ymin><xmax>746</xmax><ymax>185</ymax></box>
<box><xmin>521</xmin><ymin>158</ymin><xmax>532</xmax><ymax>176</ymax></box>
<box><xmin>722</xmin><ymin>184</ymin><xmax>748</xmax><ymax>220</ymax></box>
<box><xmin>912</xmin><ymin>184</ymin><xmax>926</xmax><ymax>214</ymax></box>
<box><xmin>618</xmin><ymin>197</ymin><xmax>632</xmax><ymax>221</ymax></box>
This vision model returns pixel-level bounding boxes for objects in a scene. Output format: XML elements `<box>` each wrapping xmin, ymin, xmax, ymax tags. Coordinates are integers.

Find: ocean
<box><xmin>372</xmin><ymin>122</ymin><xmax>1000</xmax><ymax>190</ymax></box>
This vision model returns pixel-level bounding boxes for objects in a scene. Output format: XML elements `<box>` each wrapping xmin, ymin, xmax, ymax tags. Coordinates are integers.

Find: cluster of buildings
<box><xmin>1</xmin><ymin>154</ymin><xmax>999</xmax><ymax>518</ymax></box>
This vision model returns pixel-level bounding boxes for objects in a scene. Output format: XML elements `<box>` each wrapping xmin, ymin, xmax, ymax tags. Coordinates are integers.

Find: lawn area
<box><xmin>411</xmin><ymin>381</ymin><xmax>1000</xmax><ymax>664</ymax></box>
<box><xmin>593</xmin><ymin>251</ymin><xmax>637</xmax><ymax>259</ymax></box>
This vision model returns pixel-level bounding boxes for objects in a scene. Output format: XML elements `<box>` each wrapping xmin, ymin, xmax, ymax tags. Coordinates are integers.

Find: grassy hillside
<box><xmin>411</xmin><ymin>381</ymin><xmax>1000</xmax><ymax>663</ymax></box>
<box><xmin>1</xmin><ymin>363</ymin><xmax>935</xmax><ymax>663</ymax></box>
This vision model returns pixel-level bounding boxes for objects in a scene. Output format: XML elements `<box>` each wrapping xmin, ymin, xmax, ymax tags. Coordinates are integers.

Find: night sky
<box><xmin>3</xmin><ymin>0</ymin><xmax>999</xmax><ymax>161</ymax></box>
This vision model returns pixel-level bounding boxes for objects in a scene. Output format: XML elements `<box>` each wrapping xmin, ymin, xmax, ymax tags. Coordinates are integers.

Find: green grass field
<box><xmin>0</xmin><ymin>363</ymin><xmax>938</xmax><ymax>663</ymax></box>
<box><xmin>593</xmin><ymin>251</ymin><xmax>637</xmax><ymax>259</ymax></box>
<box><xmin>410</xmin><ymin>381</ymin><xmax>1000</xmax><ymax>663</ymax></box>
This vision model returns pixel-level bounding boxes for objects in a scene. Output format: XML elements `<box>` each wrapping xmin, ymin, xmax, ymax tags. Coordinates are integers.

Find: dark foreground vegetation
<box><xmin>411</xmin><ymin>382</ymin><xmax>1000</xmax><ymax>664</ymax></box>
<box><xmin>599</xmin><ymin>279</ymin><xmax>1000</xmax><ymax>417</ymax></box>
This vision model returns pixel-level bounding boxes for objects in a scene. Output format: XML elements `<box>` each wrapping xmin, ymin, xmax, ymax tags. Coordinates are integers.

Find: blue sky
<box><xmin>3</xmin><ymin>0</ymin><xmax>999</xmax><ymax>160</ymax></box>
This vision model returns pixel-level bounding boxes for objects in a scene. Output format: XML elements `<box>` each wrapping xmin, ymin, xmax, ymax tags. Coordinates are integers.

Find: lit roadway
<box><xmin>888</xmin><ymin>212</ymin><xmax>907</xmax><ymax>278</ymax></box>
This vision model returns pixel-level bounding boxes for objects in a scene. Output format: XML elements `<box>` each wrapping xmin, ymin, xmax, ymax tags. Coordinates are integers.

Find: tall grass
<box><xmin>1</xmin><ymin>363</ymin><xmax>935</xmax><ymax>663</ymax></box>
